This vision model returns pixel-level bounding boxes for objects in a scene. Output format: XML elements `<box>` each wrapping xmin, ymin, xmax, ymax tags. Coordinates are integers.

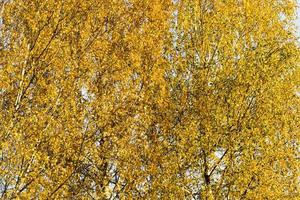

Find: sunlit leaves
<box><xmin>0</xmin><ymin>0</ymin><xmax>299</xmax><ymax>199</ymax></box>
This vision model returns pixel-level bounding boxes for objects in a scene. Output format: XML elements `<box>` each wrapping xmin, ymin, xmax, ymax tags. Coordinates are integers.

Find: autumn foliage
<box><xmin>0</xmin><ymin>0</ymin><xmax>299</xmax><ymax>199</ymax></box>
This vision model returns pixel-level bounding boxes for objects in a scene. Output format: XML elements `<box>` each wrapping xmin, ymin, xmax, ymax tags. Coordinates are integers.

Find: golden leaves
<box><xmin>0</xmin><ymin>0</ymin><xmax>299</xmax><ymax>199</ymax></box>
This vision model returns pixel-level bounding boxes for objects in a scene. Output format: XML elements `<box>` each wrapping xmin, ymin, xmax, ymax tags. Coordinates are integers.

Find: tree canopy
<box><xmin>0</xmin><ymin>0</ymin><xmax>299</xmax><ymax>199</ymax></box>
